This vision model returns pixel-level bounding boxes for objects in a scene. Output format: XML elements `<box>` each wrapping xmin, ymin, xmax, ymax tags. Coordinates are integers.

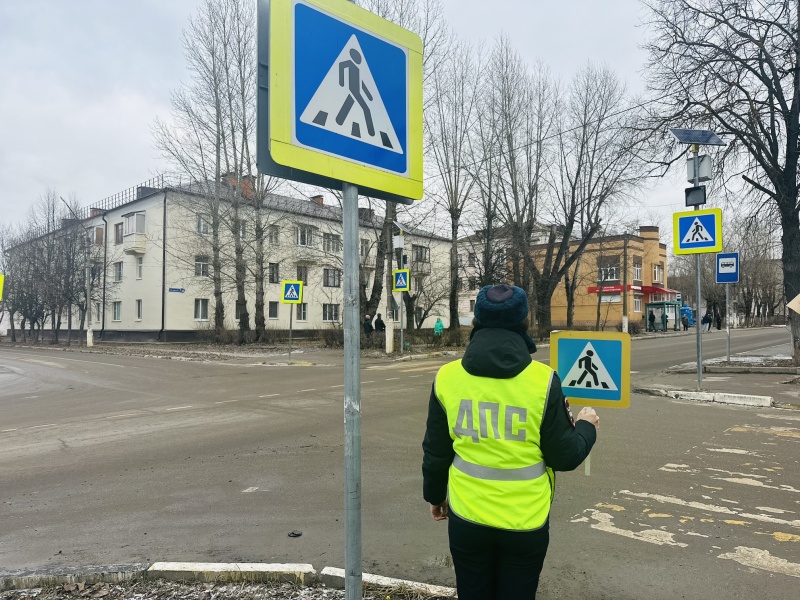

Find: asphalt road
<box><xmin>0</xmin><ymin>327</ymin><xmax>798</xmax><ymax>599</ymax></box>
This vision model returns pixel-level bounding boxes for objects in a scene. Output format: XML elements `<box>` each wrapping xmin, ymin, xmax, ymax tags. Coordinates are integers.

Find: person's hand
<box><xmin>576</xmin><ymin>407</ymin><xmax>599</xmax><ymax>431</ymax></box>
<box><xmin>430</xmin><ymin>502</ymin><xmax>448</xmax><ymax>521</ymax></box>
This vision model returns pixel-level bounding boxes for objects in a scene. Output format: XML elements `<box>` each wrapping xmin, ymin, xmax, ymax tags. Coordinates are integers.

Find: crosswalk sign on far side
<box><xmin>282</xmin><ymin>280</ymin><xmax>303</xmax><ymax>304</ymax></box>
<box><xmin>392</xmin><ymin>269</ymin><xmax>410</xmax><ymax>292</ymax></box>
<box><xmin>673</xmin><ymin>207</ymin><xmax>723</xmax><ymax>255</ymax></box>
<box><xmin>550</xmin><ymin>331</ymin><xmax>631</xmax><ymax>409</ymax></box>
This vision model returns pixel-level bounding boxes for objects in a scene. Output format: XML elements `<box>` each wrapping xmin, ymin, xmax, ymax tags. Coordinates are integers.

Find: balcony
<box><xmin>295</xmin><ymin>244</ymin><xmax>320</xmax><ymax>263</ymax></box>
<box><xmin>123</xmin><ymin>233</ymin><xmax>146</xmax><ymax>255</ymax></box>
<box><xmin>411</xmin><ymin>260</ymin><xmax>431</xmax><ymax>275</ymax></box>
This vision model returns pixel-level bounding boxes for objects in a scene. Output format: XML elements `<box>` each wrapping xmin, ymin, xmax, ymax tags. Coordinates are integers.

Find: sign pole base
<box><xmin>584</xmin><ymin>453</ymin><xmax>592</xmax><ymax>477</ymax></box>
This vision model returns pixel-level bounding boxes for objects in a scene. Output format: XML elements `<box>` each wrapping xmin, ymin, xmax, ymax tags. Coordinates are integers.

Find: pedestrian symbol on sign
<box><xmin>300</xmin><ymin>35</ymin><xmax>401</xmax><ymax>153</ymax></box>
<box><xmin>682</xmin><ymin>218</ymin><xmax>713</xmax><ymax>244</ymax></box>
<box><xmin>562</xmin><ymin>343</ymin><xmax>618</xmax><ymax>391</ymax></box>
<box><xmin>285</xmin><ymin>286</ymin><xmax>299</xmax><ymax>300</ymax></box>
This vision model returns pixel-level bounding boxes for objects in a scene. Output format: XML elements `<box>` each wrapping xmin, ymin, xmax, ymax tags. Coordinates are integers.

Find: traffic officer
<box><xmin>422</xmin><ymin>284</ymin><xmax>598</xmax><ymax>599</ymax></box>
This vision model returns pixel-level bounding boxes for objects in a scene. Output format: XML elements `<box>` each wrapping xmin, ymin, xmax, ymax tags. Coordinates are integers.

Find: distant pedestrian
<box><xmin>434</xmin><ymin>318</ymin><xmax>444</xmax><ymax>336</ymax></box>
<box><xmin>681</xmin><ymin>314</ymin><xmax>689</xmax><ymax>331</ymax></box>
<box><xmin>363</xmin><ymin>314</ymin><xmax>374</xmax><ymax>339</ymax></box>
<box><xmin>374</xmin><ymin>313</ymin><xmax>386</xmax><ymax>333</ymax></box>
<box><xmin>648</xmin><ymin>310</ymin><xmax>656</xmax><ymax>332</ymax></box>
<box><xmin>702</xmin><ymin>313</ymin><xmax>712</xmax><ymax>332</ymax></box>
<box><xmin>661</xmin><ymin>311</ymin><xmax>668</xmax><ymax>332</ymax></box>
<box><xmin>715</xmin><ymin>314</ymin><xmax>722</xmax><ymax>330</ymax></box>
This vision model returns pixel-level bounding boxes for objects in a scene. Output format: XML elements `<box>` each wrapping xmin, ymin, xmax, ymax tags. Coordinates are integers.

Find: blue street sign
<box><xmin>716</xmin><ymin>252</ymin><xmax>740</xmax><ymax>284</ymax></box>
<box><xmin>392</xmin><ymin>269</ymin><xmax>410</xmax><ymax>292</ymax></box>
<box><xmin>168</xmin><ymin>287</ymin><xmax>185</xmax><ymax>293</ymax></box>
<box><xmin>550</xmin><ymin>332</ymin><xmax>631</xmax><ymax>408</ymax></box>
<box><xmin>282</xmin><ymin>280</ymin><xmax>303</xmax><ymax>304</ymax></box>
<box><xmin>673</xmin><ymin>208</ymin><xmax>723</xmax><ymax>254</ymax></box>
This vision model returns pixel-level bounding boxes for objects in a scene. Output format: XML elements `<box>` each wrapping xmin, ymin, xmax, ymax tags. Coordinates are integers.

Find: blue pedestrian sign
<box><xmin>673</xmin><ymin>207</ymin><xmax>723</xmax><ymax>255</ymax></box>
<box><xmin>282</xmin><ymin>280</ymin><xmax>303</xmax><ymax>304</ymax></box>
<box><xmin>716</xmin><ymin>252</ymin><xmax>739</xmax><ymax>284</ymax></box>
<box><xmin>392</xmin><ymin>269</ymin><xmax>410</xmax><ymax>292</ymax></box>
<box><xmin>259</xmin><ymin>0</ymin><xmax>423</xmax><ymax>201</ymax></box>
<box><xmin>550</xmin><ymin>332</ymin><xmax>631</xmax><ymax>409</ymax></box>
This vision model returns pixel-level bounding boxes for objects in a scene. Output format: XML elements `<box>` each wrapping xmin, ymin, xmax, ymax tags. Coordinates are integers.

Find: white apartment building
<box><xmin>7</xmin><ymin>176</ymin><xmax>452</xmax><ymax>341</ymax></box>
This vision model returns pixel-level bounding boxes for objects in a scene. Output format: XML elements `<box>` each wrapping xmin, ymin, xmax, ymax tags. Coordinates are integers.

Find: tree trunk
<box><xmin>233</xmin><ymin>205</ymin><xmax>250</xmax><ymax>344</ymax></box>
<box><xmin>67</xmin><ymin>304</ymin><xmax>72</xmax><ymax>347</ymax></box>
<box><xmin>10</xmin><ymin>310</ymin><xmax>17</xmax><ymax>343</ymax></box>
<box><xmin>534</xmin><ymin>277</ymin><xmax>556</xmax><ymax>337</ymax></box>
<box><xmin>781</xmin><ymin>204</ymin><xmax>800</xmax><ymax>364</ymax></box>
<box><xmin>254</xmin><ymin>197</ymin><xmax>266</xmax><ymax>341</ymax></box>
<box><xmin>448</xmin><ymin>218</ymin><xmax>460</xmax><ymax>332</ymax></box>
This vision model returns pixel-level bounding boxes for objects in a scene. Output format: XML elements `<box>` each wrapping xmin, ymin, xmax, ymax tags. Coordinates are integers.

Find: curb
<box><xmin>668</xmin><ymin>365</ymin><xmax>800</xmax><ymax>375</ymax></box>
<box><xmin>0</xmin><ymin>563</ymin><xmax>456</xmax><ymax>597</ymax></box>
<box><xmin>0</xmin><ymin>565</ymin><xmax>145</xmax><ymax>592</ymax></box>
<box><xmin>635</xmin><ymin>386</ymin><xmax>773</xmax><ymax>407</ymax></box>
<box><xmin>319</xmin><ymin>567</ymin><xmax>456</xmax><ymax>597</ymax></box>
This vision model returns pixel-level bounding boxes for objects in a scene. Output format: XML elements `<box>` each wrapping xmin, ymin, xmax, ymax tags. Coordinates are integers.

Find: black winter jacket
<box><xmin>422</xmin><ymin>328</ymin><xmax>597</xmax><ymax>505</ymax></box>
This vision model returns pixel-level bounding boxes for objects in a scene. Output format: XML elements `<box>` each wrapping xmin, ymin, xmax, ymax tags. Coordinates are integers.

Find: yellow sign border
<box><xmin>281</xmin><ymin>280</ymin><xmax>304</xmax><ymax>304</ymax></box>
<box><xmin>392</xmin><ymin>269</ymin><xmax>410</xmax><ymax>292</ymax></box>
<box><xmin>270</xmin><ymin>0</ymin><xmax>423</xmax><ymax>199</ymax></box>
<box><xmin>550</xmin><ymin>331</ymin><xmax>631</xmax><ymax>409</ymax></box>
<box><xmin>0</xmin><ymin>273</ymin><xmax>4</xmax><ymax>302</ymax></box>
<box><xmin>673</xmin><ymin>207</ymin><xmax>723</xmax><ymax>255</ymax></box>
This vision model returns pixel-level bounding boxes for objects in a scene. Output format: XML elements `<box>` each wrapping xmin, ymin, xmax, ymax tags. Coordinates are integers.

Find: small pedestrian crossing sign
<box><xmin>673</xmin><ymin>207</ymin><xmax>723</xmax><ymax>255</ymax></box>
<box><xmin>282</xmin><ymin>280</ymin><xmax>303</xmax><ymax>304</ymax></box>
<box><xmin>550</xmin><ymin>331</ymin><xmax>630</xmax><ymax>408</ymax></box>
<box><xmin>392</xmin><ymin>269</ymin><xmax>410</xmax><ymax>292</ymax></box>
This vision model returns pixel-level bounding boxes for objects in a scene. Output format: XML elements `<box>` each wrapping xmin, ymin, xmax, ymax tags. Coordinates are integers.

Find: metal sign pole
<box><xmin>342</xmin><ymin>181</ymin><xmax>362</xmax><ymax>600</ymax></box>
<box><xmin>726</xmin><ymin>283</ymin><xmax>731</xmax><ymax>362</ymax></box>
<box><xmin>289</xmin><ymin>308</ymin><xmax>293</xmax><ymax>362</ymax></box>
<box><xmin>693</xmin><ymin>144</ymin><xmax>703</xmax><ymax>390</ymax></box>
<box><xmin>400</xmin><ymin>292</ymin><xmax>404</xmax><ymax>354</ymax></box>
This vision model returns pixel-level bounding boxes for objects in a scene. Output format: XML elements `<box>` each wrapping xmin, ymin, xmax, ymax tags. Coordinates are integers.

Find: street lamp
<box><xmin>669</xmin><ymin>129</ymin><xmax>726</xmax><ymax>389</ymax></box>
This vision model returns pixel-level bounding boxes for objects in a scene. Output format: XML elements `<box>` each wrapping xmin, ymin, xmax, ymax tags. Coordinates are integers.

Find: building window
<box><xmin>94</xmin><ymin>303</ymin><xmax>101</xmax><ymax>322</ymax></box>
<box><xmin>235</xmin><ymin>303</ymin><xmax>247</xmax><ymax>321</ymax></box>
<box><xmin>296</xmin><ymin>303</ymin><xmax>307</xmax><ymax>321</ymax></box>
<box><xmin>323</xmin><ymin>268</ymin><xmax>341</xmax><ymax>287</ymax></box>
<box><xmin>91</xmin><ymin>226</ymin><xmax>104</xmax><ymax>246</ymax></box>
<box><xmin>600</xmin><ymin>294</ymin><xmax>621</xmax><ymax>303</ymax></box>
<box><xmin>123</xmin><ymin>212</ymin><xmax>145</xmax><ymax>235</ymax></box>
<box><xmin>268</xmin><ymin>301</ymin><xmax>279</xmax><ymax>319</ymax></box>
<box><xmin>470</xmin><ymin>300</ymin><xmax>476</xmax><ymax>312</ymax></box>
<box><xmin>598</xmin><ymin>266</ymin><xmax>619</xmax><ymax>281</ymax></box>
<box><xmin>323</xmin><ymin>303</ymin><xmax>340</xmax><ymax>322</ymax></box>
<box><xmin>634</xmin><ymin>295</ymin><xmax>643</xmax><ymax>313</ymax></box>
<box><xmin>415</xmin><ymin>307</ymin><xmax>425</xmax><ymax>325</ymax></box>
<box><xmin>195</xmin><ymin>255</ymin><xmax>210</xmax><ymax>277</ymax></box>
<box><xmin>197</xmin><ymin>214</ymin><xmax>210</xmax><ymax>235</ymax></box>
<box><xmin>653</xmin><ymin>263</ymin><xmax>664</xmax><ymax>283</ymax></box>
<box><xmin>651</xmin><ymin>292</ymin><xmax>665</xmax><ymax>302</ymax></box>
<box><xmin>135</xmin><ymin>299</ymin><xmax>143</xmax><ymax>321</ymax></box>
<box><xmin>268</xmin><ymin>225</ymin><xmax>279</xmax><ymax>245</ymax></box>
<box><xmin>113</xmin><ymin>261</ymin><xmax>123</xmax><ymax>282</ymax></box>
<box><xmin>112</xmin><ymin>301</ymin><xmax>122</xmax><ymax>321</ymax></box>
<box><xmin>389</xmin><ymin>308</ymin><xmax>399</xmax><ymax>321</ymax></box>
<box><xmin>468</xmin><ymin>277</ymin><xmax>477</xmax><ymax>291</ymax></box>
<box><xmin>633</xmin><ymin>263</ymin><xmax>642</xmax><ymax>281</ymax></box>
<box><xmin>114</xmin><ymin>223</ymin><xmax>123</xmax><ymax>244</ymax></box>
<box><xmin>415</xmin><ymin>277</ymin><xmax>424</xmax><ymax>293</ymax></box>
<box><xmin>323</xmin><ymin>233</ymin><xmax>342</xmax><ymax>253</ymax></box>
<box><xmin>360</xmin><ymin>238</ymin><xmax>371</xmax><ymax>257</ymax></box>
<box><xmin>194</xmin><ymin>299</ymin><xmax>209</xmax><ymax>321</ymax></box>
<box><xmin>297</xmin><ymin>265</ymin><xmax>308</xmax><ymax>284</ymax></box>
<box><xmin>297</xmin><ymin>225</ymin><xmax>313</xmax><ymax>246</ymax></box>
<box><xmin>136</xmin><ymin>257</ymin><xmax>143</xmax><ymax>279</ymax></box>
<box><xmin>268</xmin><ymin>262</ymin><xmax>280</xmax><ymax>284</ymax></box>
<box><xmin>468</xmin><ymin>253</ymin><xmax>477</xmax><ymax>267</ymax></box>
<box><xmin>412</xmin><ymin>244</ymin><xmax>430</xmax><ymax>263</ymax></box>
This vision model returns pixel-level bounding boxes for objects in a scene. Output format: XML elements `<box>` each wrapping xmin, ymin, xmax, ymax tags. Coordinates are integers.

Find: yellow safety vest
<box><xmin>435</xmin><ymin>359</ymin><xmax>555</xmax><ymax>531</ymax></box>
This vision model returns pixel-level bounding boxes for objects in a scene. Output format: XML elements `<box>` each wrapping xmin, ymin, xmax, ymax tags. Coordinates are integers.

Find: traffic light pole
<box><xmin>693</xmin><ymin>144</ymin><xmax>703</xmax><ymax>390</ymax></box>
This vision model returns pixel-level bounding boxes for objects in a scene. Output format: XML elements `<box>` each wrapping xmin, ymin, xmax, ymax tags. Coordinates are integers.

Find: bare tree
<box><xmin>644</xmin><ymin>0</ymin><xmax>800</xmax><ymax>363</ymax></box>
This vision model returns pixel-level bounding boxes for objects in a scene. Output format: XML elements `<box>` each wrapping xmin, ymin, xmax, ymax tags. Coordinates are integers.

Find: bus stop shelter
<box><xmin>645</xmin><ymin>301</ymin><xmax>681</xmax><ymax>332</ymax></box>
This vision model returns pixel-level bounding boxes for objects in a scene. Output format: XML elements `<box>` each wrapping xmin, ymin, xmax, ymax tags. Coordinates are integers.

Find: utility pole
<box><xmin>622</xmin><ymin>235</ymin><xmax>629</xmax><ymax>333</ymax></box>
<box><xmin>692</xmin><ymin>144</ymin><xmax>703</xmax><ymax>389</ymax></box>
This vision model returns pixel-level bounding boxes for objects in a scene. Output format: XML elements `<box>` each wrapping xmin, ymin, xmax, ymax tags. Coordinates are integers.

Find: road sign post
<box><xmin>258</xmin><ymin>3</ymin><xmax>423</xmax><ymax>598</ymax></box>
<box><xmin>281</xmin><ymin>280</ymin><xmax>303</xmax><ymax>361</ymax></box>
<box><xmin>716</xmin><ymin>252</ymin><xmax>739</xmax><ymax>363</ymax></box>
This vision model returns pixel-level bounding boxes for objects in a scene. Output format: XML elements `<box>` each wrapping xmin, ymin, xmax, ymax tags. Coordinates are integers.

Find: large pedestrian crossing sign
<box><xmin>259</xmin><ymin>0</ymin><xmax>423</xmax><ymax>201</ymax></box>
<box><xmin>550</xmin><ymin>331</ymin><xmax>631</xmax><ymax>408</ymax></box>
<box><xmin>673</xmin><ymin>207</ymin><xmax>723</xmax><ymax>255</ymax></box>
<box><xmin>282</xmin><ymin>280</ymin><xmax>303</xmax><ymax>304</ymax></box>
<box><xmin>392</xmin><ymin>269</ymin><xmax>410</xmax><ymax>292</ymax></box>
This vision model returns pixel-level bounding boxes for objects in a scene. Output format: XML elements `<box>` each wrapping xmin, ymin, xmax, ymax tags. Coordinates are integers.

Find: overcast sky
<box><xmin>0</xmin><ymin>0</ymin><xmax>684</xmax><ymax>234</ymax></box>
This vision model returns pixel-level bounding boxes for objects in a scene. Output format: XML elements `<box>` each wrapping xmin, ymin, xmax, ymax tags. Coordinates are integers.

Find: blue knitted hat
<box><xmin>474</xmin><ymin>284</ymin><xmax>528</xmax><ymax>327</ymax></box>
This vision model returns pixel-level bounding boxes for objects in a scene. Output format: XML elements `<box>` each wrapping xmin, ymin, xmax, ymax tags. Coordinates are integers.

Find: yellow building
<box><xmin>538</xmin><ymin>226</ymin><xmax>676</xmax><ymax>330</ymax></box>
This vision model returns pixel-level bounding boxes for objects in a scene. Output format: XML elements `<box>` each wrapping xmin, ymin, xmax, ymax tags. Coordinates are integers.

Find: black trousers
<box><xmin>448</xmin><ymin>511</ymin><xmax>549</xmax><ymax>600</ymax></box>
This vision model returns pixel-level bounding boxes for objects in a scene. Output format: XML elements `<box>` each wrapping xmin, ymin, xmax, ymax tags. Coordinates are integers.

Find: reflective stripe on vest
<box><xmin>435</xmin><ymin>358</ymin><xmax>555</xmax><ymax>531</ymax></box>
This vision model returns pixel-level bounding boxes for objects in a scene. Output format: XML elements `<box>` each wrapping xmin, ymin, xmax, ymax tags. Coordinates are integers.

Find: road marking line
<box><xmin>578</xmin><ymin>510</ymin><xmax>687</xmax><ymax>547</ymax></box>
<box><xmin>0</xmin><ymin>352</ymin><xmax>129</xmax><ymax>369</ymax></box>
<box><xmin>758</xmin><ymin>413</ymin><xmax>800</xmax><ymax>422</ymax></box>
<box><xmin>707</xmin><ymin>448</ymin><xmax>757</xmax><ymax>455</ymax></box>
<box><xmin>299</xmin><ymin>389</ymin><xmax>316</xmax><ymax>392</ymax></box>
<box><xmin>385</xmin><ymin>377</ymin><xmax>400</xmax><ymax>381</ymax></box>
<box><xmin>259</xmin><ymin>393</ymin><xmax>280</xmax><ymax>397</ymax></box>
<box><xmin>408</xmin><ymin>375</ymin><xmax>423</xmax><ymax>378</ymax></box>
<box><xmin>2</xmin><ymin>429</ymin><xmax>18</xmax><ymax>433</ymax></box>
<box><xmin>166</xmin><ymin>406</ymin><xmax>193</xmax><ymax>411</ymax></box>
<box><xmin>361</xmin><ymin>381</ymin><xmax>375</xmax><ymax>384</ymax></box>
<box><xmin>215</xmin><ymin>400</ymin><xmax>239</xmax><ymax>404</ymax></box>
<box><xmin>28</xmin><ymin>424</ymin><xmax>56</xmax><ymax>429</ymax></box>
<box><xmin>401</xmin><ymin>366</ymin><xmax>440</xmax><ymax>372</ymax></box>
<box><xmin>330</xmin><ymin>385</ymin><xmax>344</xmax><ymax>388</ymax></box>
<box><xmin>242</xmin><ymin>487</ymin><xmax>259</xmax><ymax>493</ymax></box>
<box><xmin>106</xmin><ymin>413</ymin><xmax>138</xmax><ymax>419</ymax></box>
<box><xmin>718</xmin><ymin>546</ymin><xmax>800</xmax><ymax>578</ymax></box>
